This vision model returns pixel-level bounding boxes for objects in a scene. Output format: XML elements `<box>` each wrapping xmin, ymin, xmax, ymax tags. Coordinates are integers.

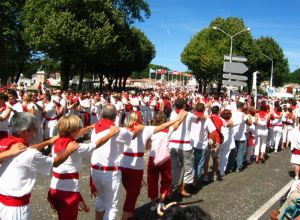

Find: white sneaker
<box><xmin>295</xmin><ymin>176</ymin><xmax>299</xmax><ymax>180</ymax></box>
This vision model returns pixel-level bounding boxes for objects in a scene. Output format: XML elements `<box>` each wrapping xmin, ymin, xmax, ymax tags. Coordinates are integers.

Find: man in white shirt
<box><xmin>0</xmin><ymin>112</ymin><xmax>78</xmax><ymax>220</ymax></box>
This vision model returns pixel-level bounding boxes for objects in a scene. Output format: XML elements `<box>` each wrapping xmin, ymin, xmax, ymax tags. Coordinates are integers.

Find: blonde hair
<box><xmin>57</xmin><ymin>115</ymin><xmax>82</xmax><ymax>137</ymax></box>
<box><xmin>23</xmin><ymin>92</ymin><xmax>32</xmax><ymax>102</ymax></box>
<box><xmin>126</xmin><ymin>112</ymin><xmax>139</xmax><ymax>128</ymax></box>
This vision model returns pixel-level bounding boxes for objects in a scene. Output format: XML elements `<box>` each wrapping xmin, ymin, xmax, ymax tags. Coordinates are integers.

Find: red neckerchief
<box><xmin>53</xmin><ymin>137</ymin><xmax>74</xmax><ymax>154</ymax></box>
<box><xmin>125</xmin><ymin>103</ymin><xmax>133</xmax><ymax>112</ymax></box>
<box><xmin>195</xmin><ymin>111</ymin><xmax>204</xmax><ymax>123</ymax></box>
<box><xmin>129</xmin><ymin>122</ymin><xmax>140</xmax><ymax>132</ymax></box>
<box><xmin>161</xmin><ymin>128</ymin><xmax>169</xmax><ymax>133</ymax></box>
<box><xmin>95</xmin><ymin>118</ymin><xmax>115</xmax><ymax>134</ymax></box>
<box><xmin>0</xmin><ymin>135</ymin><xmax>27</xmax><ymax>152</ymax></box>
<box><xmin>259</xmin><ymin>111</ymin><xmax>268</xmax><ymax>119</ymax></box>
<box><xmin>22</xmin><ymin>104</ymin><xmax>28</xmax><ymax>112</ymax></box>
<box><xmin>175</xmin><ymin>108</ymin><xmax>181</xmax><ymax>114</ymax></box>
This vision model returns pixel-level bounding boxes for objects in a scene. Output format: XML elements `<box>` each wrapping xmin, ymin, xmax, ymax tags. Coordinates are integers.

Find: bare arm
<box><xmin>0</xmin><ymin>143</ymin><xmax>26</xmax><ymax>163</ymax></box>
<box><xmin>53</xmin><ymin>141</ymin><xmax>79</xmax><ymax>167</ymax></box>
<box><xmin>30</xmin><ymin>136</ymin><xmax>59</xmax><ymax>150</ymax></box>
<box><xmin>153</xmin><ymin>111</ymin><xmax>187</xmax><ymax>134</ymax></box>
<box><xmin>94</xmin><ymin>126</ymin><xmax>120</xmax><ymax>149</ymax></box>
<box><xmin>0</xmin><ymin>108</ymin><xmax>12</xmax><ymax>121</ymax></box>
<box><xmin>75</xmin><ymin>124</ymin><xmax>95</xmax><ymax>139</ymax></box>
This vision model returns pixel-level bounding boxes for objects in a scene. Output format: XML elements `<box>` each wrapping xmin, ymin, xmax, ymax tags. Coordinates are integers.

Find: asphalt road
<box><xmin>31</xmin><ymin>146</ymin><xmax>293</xmax><ymax>220</ymax></box>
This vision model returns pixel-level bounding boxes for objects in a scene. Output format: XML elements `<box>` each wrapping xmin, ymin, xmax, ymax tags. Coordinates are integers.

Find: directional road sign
<box><xmin>222</xmin><ymin>80</ymin><xmax>247</xmax><ymax>87</ymax></box>
<box><xmin>224</xmin><ymin>55</ymin><xmax>248</xmax><ymax>62</ymax></box>
<box><xmin>223</xmin><ymin>74</ymin><xmax>248</xmax><ymax>81</ymax></box>
<box><xmin>223</xmin><ymin>62</ymin><xmax>249</xmax><ymax>74</ymax></box>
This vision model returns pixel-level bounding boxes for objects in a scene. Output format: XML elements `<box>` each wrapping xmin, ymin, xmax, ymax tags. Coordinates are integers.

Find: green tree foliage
<box><xmin>289</xmin><ymin>68</ymin><xmax>300</xmax><ymax>83</ymax></box>
<box><xmin>0</xmin><ymin>0</ymin><xmax>30</xmax><ymax>84</ymax></box>
<box><xmin>255</xmin><ymin>37</ymin><xmax>290</xmax><ymax>87</ymax></box>
<box><xmin>23</xmin><ymin>0</ymin><xmax>151</xmax><ymax>90</ymax></box>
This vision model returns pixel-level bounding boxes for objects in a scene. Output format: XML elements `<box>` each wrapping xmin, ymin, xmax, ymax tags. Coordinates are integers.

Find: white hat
<box><xmin>52</xmin><ymin>96</ymin><xmax>61</xmax><ymax>104</ymax></box>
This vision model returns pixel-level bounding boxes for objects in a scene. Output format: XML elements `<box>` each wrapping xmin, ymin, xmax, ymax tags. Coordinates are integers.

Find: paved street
<box><xmin>31</xmin><ymin>147</ymin><xmax>293</xmax><ymax>220</ymax></box>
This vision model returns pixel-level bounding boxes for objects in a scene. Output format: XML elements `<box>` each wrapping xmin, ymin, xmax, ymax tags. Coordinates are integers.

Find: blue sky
<box><xmin>134</xmin><ymin>0</ymin><xmax>300</xmax><ymax>72</ymax></box>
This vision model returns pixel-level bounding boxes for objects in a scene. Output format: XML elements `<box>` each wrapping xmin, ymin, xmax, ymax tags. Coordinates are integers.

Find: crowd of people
<box><xmin>0</xmin><ymin>85</ymin><xmax>300</xmax><ymax>220</ymax></box>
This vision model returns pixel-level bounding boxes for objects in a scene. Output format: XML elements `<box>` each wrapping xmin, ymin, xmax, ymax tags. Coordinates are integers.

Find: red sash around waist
<box><xmin>45</xmin><ymin>117</ymin><xmax>58</xmax><ymax>121</ymax></box>
<box><xmin>169</xmin><ymin>140</ymin><xmax>191</xmax><ymax>144</ymax></box>
<box><xmin>0</xmin><ymin>193</ymin><xmax>31</xmax><ymax>206</ymax></box>
<box><xmin>123</xmin><ymin>152</ymin><xmax>144</xmax><ymax>157</ymax></box>
<box><xmin>53</xmin><ymin>172</ymin><xmax>79</xmax><ymax>180</ymax></box>
<box><xmin>90</xmin><ymin>164</ymin><xmax>119</xmax><ymax>171</ymax></box>
<box><xmin>292</xmin><ymin>149</ymin><xmax>300</xmax><ymax>155</ymax></box>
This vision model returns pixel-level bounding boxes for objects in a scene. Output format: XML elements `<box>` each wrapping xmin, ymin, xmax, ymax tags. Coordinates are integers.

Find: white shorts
<box><xmin>0</xmin><ymin>202</ymin><xmax>30</xmax><ymax>220</ymax></box>
<box><xmin>291</xmin><ymin>154</ymin><xmax>300</xmax><ymax>165</ymax></box>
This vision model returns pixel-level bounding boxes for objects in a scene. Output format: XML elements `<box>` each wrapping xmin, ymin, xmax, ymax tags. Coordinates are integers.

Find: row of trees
<box><xmin>0</xmin><ymin>0</ymin><xmax>155</xmax><ymax>90</ymax></box>
<box><xmin>181</xmin><ymin>17</ymin><xmax>290</xmax><ymax>93</ymax></box>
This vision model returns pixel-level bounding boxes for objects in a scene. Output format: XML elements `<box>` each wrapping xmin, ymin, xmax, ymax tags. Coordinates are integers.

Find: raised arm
<box><xmin>0</xmin><ymin>108</ymin><xmax>12</xmax><ymax>121</ymax></box>
<box><xmin>30</xmin><ymin>136</ymin><xmax>59</xmax><ymax>150</ymax></box>
<box><xmin>53</xmin><ymin>141</ymin><xmax>79</xmax><ymax>167</ymax></box>
<box><xmin>153</xmin><ymin>110</ymin><xmax>188</xmax><ymax>134</ymax></box>
<box><xmin>75</xmin><ymin>124</ymin><xmax>95</xmax><ymax>139</ymax></box>
<box><xmin>94</xmin><ymin>126</ymin><xmax>120</xmax><ymax>149</ymax></box>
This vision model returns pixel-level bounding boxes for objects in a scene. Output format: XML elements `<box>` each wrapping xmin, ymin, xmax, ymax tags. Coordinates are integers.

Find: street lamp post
<box><xmin>212</xmin><ymin>26</ymin><xmax>250</xmax><ymax>96</ymax></box>
<box><xmin>213</xmin><ymin>26</ymin><xmax>250</xmax><ymax>62</ymax></box>
<box><xmin>262</xmin><ymin>53</ymin><xmax>274</xmax><ymax>88</ymax></box>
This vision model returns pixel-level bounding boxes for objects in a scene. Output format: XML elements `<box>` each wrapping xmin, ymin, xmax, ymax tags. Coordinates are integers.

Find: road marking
<box><xmin>247</xmin><ymin>179</ymin><xmax>294</xmax><ymax>220</ymax></box>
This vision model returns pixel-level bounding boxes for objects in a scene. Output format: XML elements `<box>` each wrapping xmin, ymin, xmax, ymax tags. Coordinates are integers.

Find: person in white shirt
<box><xmin>0</xmin><ymin>92</ymin><xmax>13</xmax><ymax>139</ymax></box>
<box><xmin>90</xmin><ymin>104</ymin><xmax>143</xmax><ymax>220</ymax></box>
<box><xmin>169</xmin><ymin>98</ymin><xmax>205</xmax><ymax>198</ymax></box>
<box><xmin>190</xmin><ymin>103</ymin><xmax>216</xmax><ymax>185</ymax></box>
<box><xmin>0</xmin><ymin>112</ymin><xmax>79</xmax><ymax>220</ymax></box>
<box><xmin>6</xmin><ymin>90</ymin><xmax>23</xmax><ymax>134</ymax></box>
<box><xmin>120</xmin><ymin>109</ymin><xmax>187</xmax><ymax>220</ymax></box>
<box><xmin>48</xmin><ymin>115</ymin><xmax>119</xmax><ymax>220</ymax></box>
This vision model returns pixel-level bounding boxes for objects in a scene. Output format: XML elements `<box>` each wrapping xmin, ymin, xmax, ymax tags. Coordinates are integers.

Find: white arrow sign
<box><xmin>223</xmin><ymin>74</ymin><xmax>248</xmax><ymax>81</ymax></box>
<box><xmin>223</xmin><ymin>62</ymin><xmax>249</xmax><ymax>74</ymax></box>
<box><xmin>222</xmin><ymin>80</ymin><xmax>247</xmax><ymax>87</ymax></box>
<box><xmin>224</xmin><ymin>55</ymin><xmax>248</xmax><ymax>62</ymax></box>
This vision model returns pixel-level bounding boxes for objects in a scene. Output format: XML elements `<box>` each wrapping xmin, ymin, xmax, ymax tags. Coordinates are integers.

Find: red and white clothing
<box><xmin>0</xmin><ymin>136</ymin><xmax>54</xmax><ymax>220</ymax></box>
<box><xmin>43</xmin><ymin>102</ymin><xmax>58</xmax><ymax>139</ymax></box>
<box><xmin>90</xmin><ymin>119</ymin><xmax>133</xmax><ymax>220</ymax></box>
<box><xmin>48</xmin><ymin>137</ymin><xmax>96</xmax><ymax>220</ymax></box>
<box><xmin>147</xmin><ymin>127</ymin><xmax>174</xmax><ymax>200</ymax></box>
<box><xmin>121</xmin><ymin>126</ymin><xmax>155</xmax><ymax>212</ymax></box>
<box><xmin>7</xmin><ymin>101</ymin><xmax>23</xmax><ymax>134</ymax></box>
<box><xmin>79</xmin><ymin>98</ymin><xmax>91</xmax><ymax>127</ymax></box>
<box><xmin>90</xmin><ymin>101</ymin><xmax>102</xmax><ymax>124</ymax></box>
<box><xmin>255</xmin><ymin>111</ymin><xmax>269</xmax><ymax>156</ymax></box>
<box><xmin>0</xmin><ymin>105</ymin><xmax>9</xmax><ymax>140</ymax></box>
<box><xmin>290</xmin><ymin>126</ymin><xmax>300</xmax><ymax>165</ymax></box>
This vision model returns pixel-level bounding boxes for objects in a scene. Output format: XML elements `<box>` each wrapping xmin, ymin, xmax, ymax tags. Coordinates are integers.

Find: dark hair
<box><xmin>274</xmin><ymin>101</ymin><xmax>280</xmax><ymax>108</ymax></box>
<box><xmin>7</xmin><ymin>89</ymin><xmax>18</xmax><ymax>97</ymax></box>
<box><xmin>0</xmin><ymin>92</ymin><xmax>8</xmax><ymax>101</ymax></box>
<box><xmin>162</xmin><ymin>205</ymin><xmax>212</xmax><ymax>220</ymax></box>
<box><xmin>220</xmin><ymin>109</ymin><xmax>232</xmax><ymax>120</ymax></box>
<box><xmin>175</xmin><ymin>98</ymin><xmax>186</xmax><ymax>110</ymax></box>
<box><xmin>195</xmin><ymin>103</ymin><xmax>205</xmax><ymax>113</ymax></box>
<box><xmin>211</xmin><ymin>105</ymin><xmax>219</xmax><ymax>114</ymax></box>
<box><xmin>260</xmin><ymin>102</ymin><xmax>267</xmax><ymax>112</ymax></box>
<box><xmin>152</xmin><ymin>111</ymin><xmax>167</xmax><ymax>126</ymax></box>
<box><xmin>236</xmin><ymin>101</ymin><xmax>243</xmax><ymax>109</ymax></box>
<box><xmin>276</xmin><ymin>106</ymin><xmax>282</xmax><ymax>112</ymax></box>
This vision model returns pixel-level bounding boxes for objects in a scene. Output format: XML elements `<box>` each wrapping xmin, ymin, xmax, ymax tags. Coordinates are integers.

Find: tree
<box><xmin>255</xmin><ymin>37</ymin><xmax>290</xmax><ymax>87</ymax></box>
<box><xmin>0</xmin><ymin>0</ymin><xmax>30</xmax><ymax>84</ymax></box>
<box><xmin>290</xmin><ymin>68</ymin><xmax>300</xmax><ymax>83</ymax></box>
<box><xmin>23</xmin><ymin>0</ymin><xmax>151</xmax><ymax>90</ymax></box>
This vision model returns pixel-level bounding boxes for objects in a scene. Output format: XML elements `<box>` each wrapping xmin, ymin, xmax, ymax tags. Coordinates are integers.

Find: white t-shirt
<box><xmin>91</xmin><ymin>128</ymin><xmax>133</xmax><ymax>167</ymax></box>
<box><xmin>50</xmin><ymin>143</ymin><xmax>96</xmax><ymax>192</ymax></box>
<box><xmin>150</xmin><ymin>126</ymin><xmax>174</xmax><ymax>157</ymax></box>
<box><xmin>169</xmin><ymin>111</ymin><xmax>197</xmax><ymax>150</ymax></box>
<box><xmin>190</xmin><ymin>118</ymin><xmax>216</xmax><ymax>149</ymax></box>
<box><xmin>121</xmin><ymin>126</ymin><xmax>155</xmax><ymax>170</ymax></box>
<box><xmin>232</xmin><ymin>111</ymin><xmax>248</xmax><ymax>141</ymax></box>
<box><xmin>0</xmin><ymin>148</ymin><xmax>53</xmax><ymax>197</ymax></box>
<box><xmin>44</xmin><ymin>102</ymin><xmax>57</xmax><ymax>127</ymax></box>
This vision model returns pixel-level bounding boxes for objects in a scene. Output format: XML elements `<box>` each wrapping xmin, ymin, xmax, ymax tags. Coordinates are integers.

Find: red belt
<box><xmin>91</xmin><ymin>112</ymin><xmax>97</xmax><ymax>116</ymax></box>
<box><xmin>0</xmin><ymin>193</ymin><xmax>31</xmax><ymax>206</ymax></box>
<box><xmin>45</xmin><ymin>117</ymin><xmax>58</xmax><ymax>121</ymax></box>
<box><xmin>53</xmin><ymin>172</ymin><xmax>79</xmax><ymax>179</ymax></box>
<box><xmin>90</xmin><ymin>164</ymin><xmax>119</xmax><ymax>171</ymax></box>
<box><xmin>273</xmin><ymin>124</ymin><xmax>282</xmax><ymax>127</ymax></box>
<box><xmin>169</xmin><ymin>140</ymin><xmax>191</xmax><ymax>144</ymax></box>
<box><xmin>292</xmin><ymin>149</ymin><xmax>300</xmax><ymax>155</ymax></box>
<box><xmin>123</xmin><ymin>152</ymin><xmax>144</xmax><ymax>157</ymax></box>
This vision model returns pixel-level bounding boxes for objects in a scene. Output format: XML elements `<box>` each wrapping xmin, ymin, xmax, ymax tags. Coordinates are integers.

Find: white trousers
<box><xmin>218</xmin><ymin>147</ymin><xmax>231</xmax><ymax>176</ymax></box>
<box><xmin>272</xmin><ymin>126</ymin><xmax>282</xmax><ymax>151</ymax></box>
<box><xmin>92</xmin><ymin>170</ymin><xmax>121</xmax><ymax>220</ymax></box>
<box><xmin>254</xmin><ymin>135</ymin><xmax>267</xmax><ymax>156</ymax></box>
<box><xmin>0</xmin><ymin>203</ymin><xmax>30</xmax><ymax>220</ymax></box>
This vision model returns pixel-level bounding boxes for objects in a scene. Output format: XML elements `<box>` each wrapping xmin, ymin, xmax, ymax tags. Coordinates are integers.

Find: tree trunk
<box><xmin>99</xmin><ymin>73</ymin><xmax>103</xmax><ymax>90</ymax></box>
<box><xmin>60</xmin><ymin>59</ymin><xmax>71</xmax><ymax>90</ymax></box>
<box><xmin>118</xmin><ymin>76</ymin><xmax>122</xmax><ymax>88</ymax></box>
<box><xmin>122</xmin><ymin>76</ymin><xmax>128</xmax><ymax>90</ymax></box>
<box><xmin>14</xmin><ymin>60</ymin><xmax>25</xmax><ymax>83</ymax></box>
<box><xmin>107</xmin><ymin>76</ymin><xmax>114</xmax><ymax>89</ymax></box>
<box><xmin>197</xmin><ymin>78</ymin><xmax>203</xmax><ymax>93</ymax></box>
<box><xmin>78</xmin><ymin>65</ymin><xmax>85</xmax><ymax>91</ymax></box>
<box><xmin>203</xmin><ymin>81</ymin><xmax>207</xmax><ymax>94</ymax></box>
<box><xmin>114</xmin><ymin>76</ymin><xmax>118</xmax><ymax>89</ymax></box>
